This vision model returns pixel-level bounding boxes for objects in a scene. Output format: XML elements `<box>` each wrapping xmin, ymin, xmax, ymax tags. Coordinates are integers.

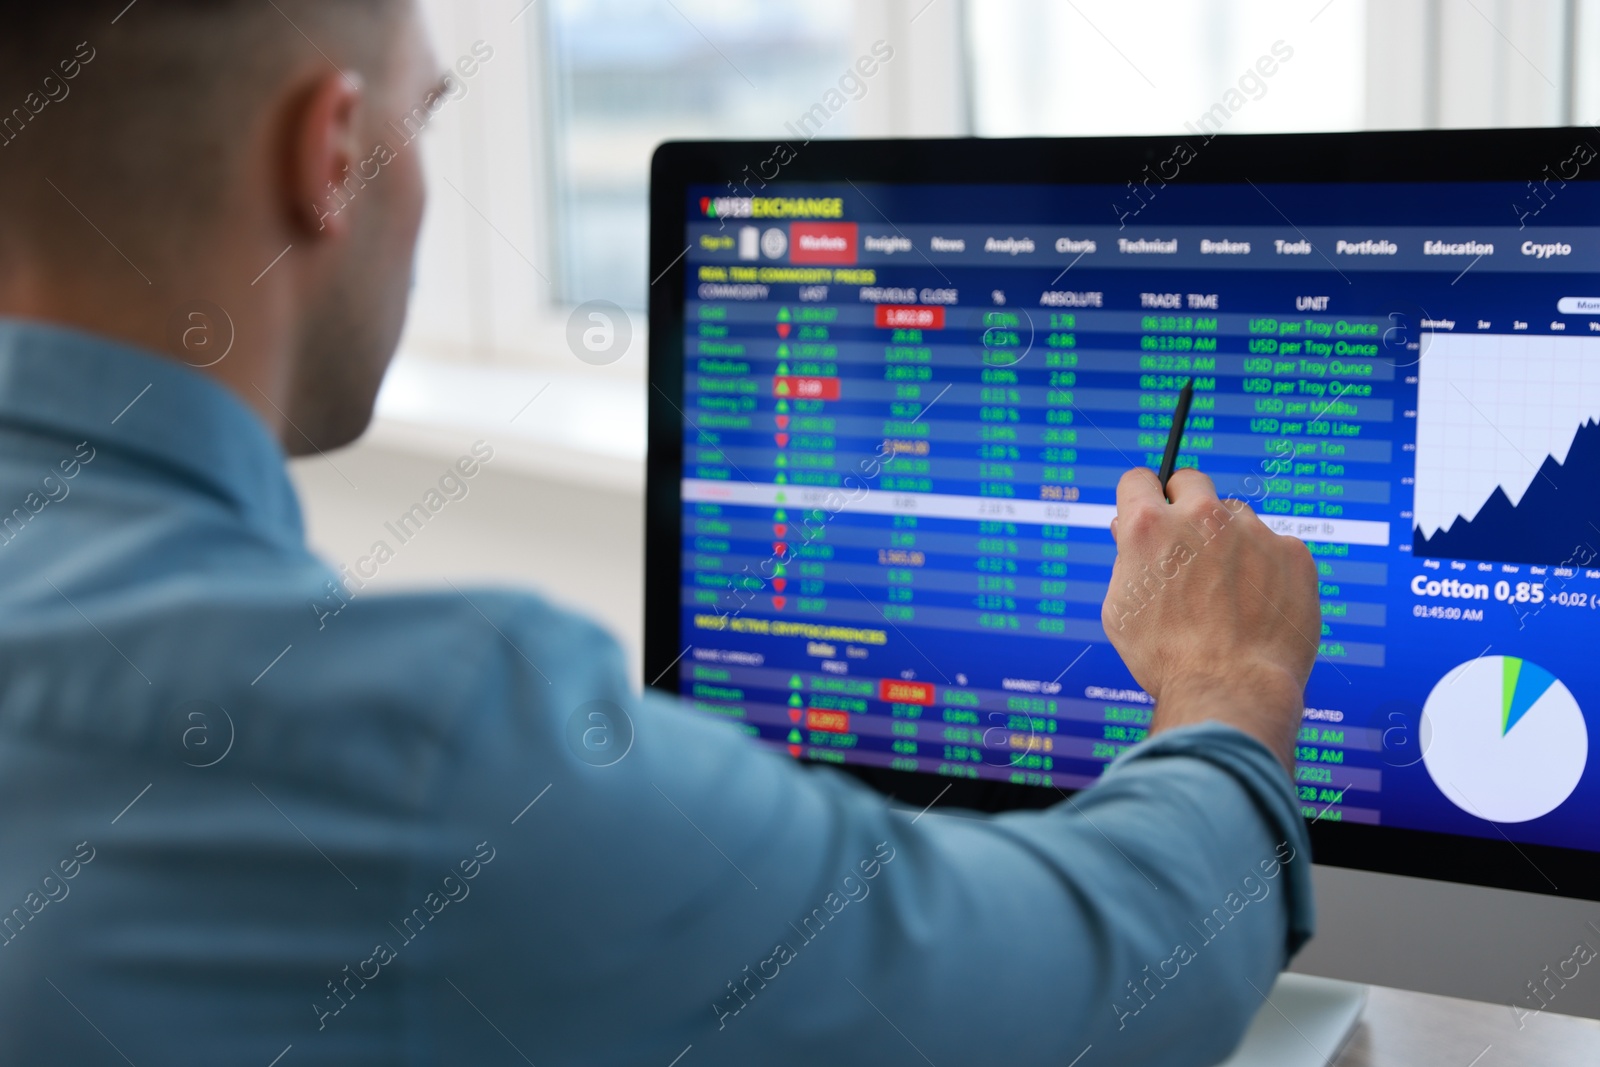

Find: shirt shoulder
<box><xmin>245</xmin><ymin>580</ymin><xmax>635</xmax><ymax>797</ymax></box>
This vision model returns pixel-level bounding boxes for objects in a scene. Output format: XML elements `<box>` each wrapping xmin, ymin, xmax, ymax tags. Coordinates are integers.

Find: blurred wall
<box><xmin>290</xmin><ymin>441</ymin><xmax>645</xmax><ymax>681</ymax></box>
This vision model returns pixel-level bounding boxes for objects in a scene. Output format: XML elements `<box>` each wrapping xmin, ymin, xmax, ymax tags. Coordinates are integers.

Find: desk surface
<box><xmin>1333</xmin><ymin>984</ymin><xmax>1600</xmax><ymax>1066</ymax></box>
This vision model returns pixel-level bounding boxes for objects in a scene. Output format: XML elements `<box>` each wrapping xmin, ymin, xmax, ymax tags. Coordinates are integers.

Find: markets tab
<box><xmin>790</xmin><ymin>222</ymin><xmax>859</xmax><ymax>265</ymax></box>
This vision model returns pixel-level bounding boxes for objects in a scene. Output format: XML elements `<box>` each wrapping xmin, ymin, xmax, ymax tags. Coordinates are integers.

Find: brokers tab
<box><xmin>1200</xmin><ymin>238</ymin><xmax>1251</xmax><ymax>255</ymax></box>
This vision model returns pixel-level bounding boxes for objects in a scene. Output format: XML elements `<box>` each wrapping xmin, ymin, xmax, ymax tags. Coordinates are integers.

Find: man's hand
<box><xmin>1100</xmin><ymin>468</ymin><xmax>1320</xmax><ymax>772</ymax></box>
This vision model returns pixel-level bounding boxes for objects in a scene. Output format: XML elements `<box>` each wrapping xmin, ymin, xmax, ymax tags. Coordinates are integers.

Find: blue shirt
<box><xmin>0</xmin><ymin>319</ymin><xmax>1312</xmax><ymax>1066</ymax></box>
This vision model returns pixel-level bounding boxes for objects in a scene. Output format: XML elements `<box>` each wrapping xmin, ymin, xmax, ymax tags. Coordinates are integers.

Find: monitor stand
<box><xmin>1216</xmin><ymin>973</ymin><xmax>1369</xmax><ymax>1067</ymax></box>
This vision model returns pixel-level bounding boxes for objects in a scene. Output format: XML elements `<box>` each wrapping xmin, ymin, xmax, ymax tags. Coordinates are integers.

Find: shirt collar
<box><xmin>0</xmin><ymin>317</ymin><xmax>305</xmax><ymax>549</ymax></box>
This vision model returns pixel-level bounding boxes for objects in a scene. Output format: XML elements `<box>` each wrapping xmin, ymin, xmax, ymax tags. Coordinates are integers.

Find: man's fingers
<box><xmin>1115</xmin><ymin>467</ymin><xmax>1164</xmax><ymax>515</ymax></box>
<box><xmin>1164</xmin><ymin>467</ymin><xmax>1218</xmax><ymax>507</ymax></box>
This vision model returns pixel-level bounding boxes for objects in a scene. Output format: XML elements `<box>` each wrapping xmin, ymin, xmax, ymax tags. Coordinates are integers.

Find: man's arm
<box><xmin>439</xmin><ymin>468</ymin><xmax>1319</xmax><ymax>1067</ymax></box>
<box><xmin>1104</xmin><ymin>466</ymin><xmax>1322</xmax><ymax>772</ymax></box>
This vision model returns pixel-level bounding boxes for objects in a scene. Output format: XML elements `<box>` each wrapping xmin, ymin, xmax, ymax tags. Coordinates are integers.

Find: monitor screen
<box><xmin>646</xmin><ymin>132</ymin><xmax>1600</xmax><ymax>900</ymax></box>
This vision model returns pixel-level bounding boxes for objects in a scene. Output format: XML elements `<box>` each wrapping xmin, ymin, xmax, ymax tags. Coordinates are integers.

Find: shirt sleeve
<box><xmin>435</xmin><ymin>595</ymin><xmax>1314</xmax><ymax>1067</ymax></box>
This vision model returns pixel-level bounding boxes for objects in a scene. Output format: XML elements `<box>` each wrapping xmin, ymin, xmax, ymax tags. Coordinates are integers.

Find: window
<box><xmin>394</xmin><ymin>0</ymin><xmax>1593</xmax><ymax>378</ymax></box>
<box><xmin>967</xmin><ymin>0</ymin><xmax>1367</xmax><ymax>136</ymax></box>
<box><xmin>546</xmin><ymin>0</ymin><xmax>857</xmax><ymax>310</ymax></box>
<box><xmin>1366</xmin><ymin>0</ymin><xmax>1573</xmax><ymax>129</ymax></box>
<box><xmin>397</xmin><ymin>0</ymin><xmax>963</xmax><ymax>371</ymax></box>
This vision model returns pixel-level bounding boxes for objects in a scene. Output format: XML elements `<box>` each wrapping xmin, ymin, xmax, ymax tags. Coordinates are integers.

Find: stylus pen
<box><xmin>1157</xmin><ymin>378</ymin><xmax>1195</xmax><ymax>500</ymax></box>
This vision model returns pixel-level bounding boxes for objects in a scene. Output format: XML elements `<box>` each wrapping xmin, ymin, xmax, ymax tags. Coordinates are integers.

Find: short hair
<box><xmin>0</xmin><ymin>1</ymin><xmax>403</xmax><ymax>252</ymax></box>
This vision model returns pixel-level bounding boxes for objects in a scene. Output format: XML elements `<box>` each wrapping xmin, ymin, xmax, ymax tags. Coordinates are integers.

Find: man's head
<box><xmin>0</xmin><ymin>0</ymin><xmax>444</xmax><ymax>453</ymax></box>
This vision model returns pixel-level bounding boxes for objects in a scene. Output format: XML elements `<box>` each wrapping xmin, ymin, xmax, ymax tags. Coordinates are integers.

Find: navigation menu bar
<box><xmin>691</xmin><ymin>224</ymin><xmax>1600</xmax><ymax>273</ymax></box>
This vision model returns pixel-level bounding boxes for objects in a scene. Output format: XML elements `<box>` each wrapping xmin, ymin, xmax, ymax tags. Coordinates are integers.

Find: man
<box><xmin>0</xmin><ymin>2</ymin><xmax>1320</xmax><ymax>1064</ymax></box>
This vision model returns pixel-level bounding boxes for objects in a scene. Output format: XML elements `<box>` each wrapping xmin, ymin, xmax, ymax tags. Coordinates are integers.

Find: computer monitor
<box><xmin>645</xmin><ymin>128</ymin><xmax>1600</xmax><ymax>1021</ymax></box>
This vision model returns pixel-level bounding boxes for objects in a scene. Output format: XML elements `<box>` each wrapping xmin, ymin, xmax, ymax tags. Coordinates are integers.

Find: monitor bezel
<box><xmin>645</xmin><ymin>128</ymin><xmax>1600</xmax><ymax>904</ymax></box>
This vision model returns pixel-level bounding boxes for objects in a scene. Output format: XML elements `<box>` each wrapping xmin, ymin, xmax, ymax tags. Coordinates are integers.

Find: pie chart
<box><xmin>1421</xmin><ymin>655</ymin><xmax>1588</xmax><ymax>823</ymax></box>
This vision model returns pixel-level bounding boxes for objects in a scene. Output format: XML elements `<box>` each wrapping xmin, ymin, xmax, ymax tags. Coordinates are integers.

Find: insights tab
<box><xmin>862</xmin><ymin>233</ymin><xmax>912</xmax><ymax>255</ymax></box>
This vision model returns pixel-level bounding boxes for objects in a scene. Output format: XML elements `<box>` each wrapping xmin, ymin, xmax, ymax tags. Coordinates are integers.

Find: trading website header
<box><xmin>687</xmin><ymin>222</ymin><xmax>1598</xmax><ymax>273</ymax></box>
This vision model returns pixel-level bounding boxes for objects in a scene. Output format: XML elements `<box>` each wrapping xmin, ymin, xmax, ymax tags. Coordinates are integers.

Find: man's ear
<box><xmin>286</xmin><ymin>71</ymin><xmax>365</xmax><ymax>240</ymax></box>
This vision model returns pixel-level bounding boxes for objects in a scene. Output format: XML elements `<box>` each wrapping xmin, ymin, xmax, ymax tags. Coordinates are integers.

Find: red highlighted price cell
<box><xmin>805</xmin><ymin>709</ymin><xmax>851</xmax><ymax>733</ymax></box>
<box><xmin>874</xmin><ymin>305</ymin><xmax>945</xmax><ymax>330</ymax></box>
<box><xmin>773</xmin><ymin>376</ymin><xmax>841</xmax><ymax>400</ymax></box>
<box><xmin>879</xmin><ymin>680</ymin><xmax>935</xmax><ymax>705</ymax></box>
